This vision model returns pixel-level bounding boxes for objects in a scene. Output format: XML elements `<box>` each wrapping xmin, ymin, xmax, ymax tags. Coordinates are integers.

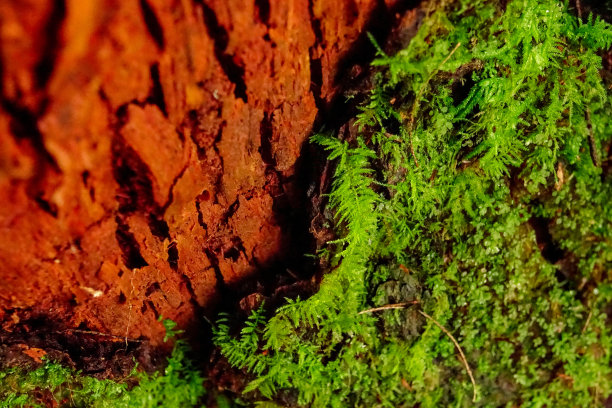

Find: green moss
<box><xmin>214</xmin><ymin>0</ymin><xmax>612</xmax><ymax>406</ymax></box>
<box><xmin>0</xmin><ymin>320</ymin><xmax>206</xmax><ymax>407</ymax></box>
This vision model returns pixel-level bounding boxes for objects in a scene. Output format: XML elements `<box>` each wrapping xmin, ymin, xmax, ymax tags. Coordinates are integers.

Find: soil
<box><xmin>0</xmin><ymin>0</ymin><xmax>421</xmax><ymax>373</ymax></box>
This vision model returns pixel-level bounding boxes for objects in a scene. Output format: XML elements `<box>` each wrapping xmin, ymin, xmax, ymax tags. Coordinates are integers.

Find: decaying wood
<box><xmin>0</xmin><ymin>0</ymin><xmax>412</xmax><ymax>347</ymax></box>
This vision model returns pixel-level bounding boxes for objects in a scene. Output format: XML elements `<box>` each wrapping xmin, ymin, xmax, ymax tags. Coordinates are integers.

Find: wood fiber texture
<box><xmin>0</xmin><ymin>0</ymin><xmax>402</xmax><ymax>345</ymax></box>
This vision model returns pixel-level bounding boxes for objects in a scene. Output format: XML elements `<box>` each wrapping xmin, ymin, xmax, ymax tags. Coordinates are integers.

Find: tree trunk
<box><xmin>0</xmin><ymin>0</ymin><xmax>408</xmax><ymax>346</ymax></box>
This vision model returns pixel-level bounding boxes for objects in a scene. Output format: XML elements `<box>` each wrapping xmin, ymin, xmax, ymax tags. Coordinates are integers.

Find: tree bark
<box><xmin>0</xmin><ymin>0</ymin><xmax>409</xmax><ymax>345</ymax></box>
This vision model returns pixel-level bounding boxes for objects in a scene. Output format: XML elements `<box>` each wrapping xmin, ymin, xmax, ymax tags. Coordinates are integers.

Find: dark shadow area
<box><xmin>0</xmin><ymin>314</ymin><xmax>165</xmax><ymax>378</ymax></box>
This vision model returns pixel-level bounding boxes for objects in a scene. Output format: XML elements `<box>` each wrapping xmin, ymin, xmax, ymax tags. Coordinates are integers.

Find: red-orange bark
<box><xmin>0</xmin><ymin>0</ymin><xmax>404</xmax><ymax>345</ymax></box>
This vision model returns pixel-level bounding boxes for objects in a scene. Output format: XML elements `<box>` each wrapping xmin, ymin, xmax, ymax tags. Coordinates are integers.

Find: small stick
<box><xmin>418</xmin><ymin>310</ymin><xmax>477</xmax><ymax>402</ymax></box>
<box><xmin>439</xmin><ymin>42</ymin><xmax>463</xmax><ymax>69</ymax></box>
<box><xmin>585</xmin><ymin>109</ymin><xmax>600</xmax><ymax>167</ymax></box>
<box><xmin>125</xmin><ymin>268</ymin><xmax>137</xmax><ymax>348</ymax></box>
<box><xmin>286</xmin><ymin>268</ymin><xmax>300</xmax><ymax>280</ymax></box>
<box><xmin>576</xmin><ymin>0</ymin><xmax>582</xmax><ymax>20</ymax></box>
<box><xmin>358</xmin><ymin>301</ymin><xmax>420</xmax><ymax>315</ymax></box>
<box><xmin>581</xmin><ymin>309</ymin><xmax>593</xmax><ymax>334</ymax></box>
<box><xmin>56</xmin><ymin>329</ymin><xmax>143</xmax><ymax>343</ymax></box>
<box><xmin>358</xmin><ymin>301</ymin><xmax>477</xmax><ymax>402</ymax></box>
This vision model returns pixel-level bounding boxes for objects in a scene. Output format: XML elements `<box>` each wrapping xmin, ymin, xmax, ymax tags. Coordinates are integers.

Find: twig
<box><xmin>126</xmin><ymin>268</ymin><xmax>136</xmax><ymax>348</ymax></box>
<box><xmin>358</xmin><ymin>301</ymin><xmax>420</xmax><ymax>315</ymax></box>
<box><xmin>56</xmin><ymin>329</ymin><xmax>143</xmax><ymax>343</ymax></box>
<box><xmin>439</xmin><ymin>42</ymin><xmax>463</xmax><ymax>69</ymax></box>
<box><xmin>358</xmin><ymin>300</ymin><xmax>477</xmax><ymax>402</ymax></box>
<box><xmin>581</xmin><ymin>309</ymin><xmax>593</xmax><ymax>334</ymax></box>
<box><xmin>576</xmin><ymin>0</ymin><xmax>582</xmax><ymax>20</ymax></box>
<box><xmin>417</xmin><ymin>310</ymin><xmax>477</xmax><ymax>402</ymax></box>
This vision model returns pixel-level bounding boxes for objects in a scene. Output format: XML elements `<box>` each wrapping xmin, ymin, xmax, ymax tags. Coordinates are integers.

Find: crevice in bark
<box><xmin>309</xmin><ymin>58</ymin><xmax>324</xmax><ymax>110</ymax></box>
<box><xmin>111</xmin><ymin>136</ymin><xmax>156</xmax><ymax>215</ymax></box>
<box><xmin>331</xmin><ymin>0</ymin><xmax>391</xmax><ymax>87</ymax></box>
<box><xmin>145</xmin><ymin>282</ymin><xmax>161</xmax><ymax>297</ymax></box>
<box><xmin>222</xmin><ymin>198</ymin><xmax>240</xmax><ymax>224</ymax></box>
<box><xmin>185</xmin><ymin>110</ymin><xmax>205</xmax><ymax>159</ymax></box>
<box><xmin>81</xmin><ymin>170</ymin><xmax>95</xmax><ymax>200</ymax></box>
<box><xmin>254</xmin><ymin>0</ymin><xmax>270</xmax><ymax>25</ymax></box>
<box><xmin>162</xmin><ymin>162</ymin><xmax>190</xmax><ymax>211</ymax></box>
<box><xmin>139</xmin><ymin>0</ymin><xmax>166</xmax><ymax>51</ymax></box>
<box><xmin>146</xmin><ymin>300</ymin><xmax>160</xmax><ymax>319</ymax></box>
<box><xmin>258</xmin><ymin>111</ymin><xmax>275</xmax><ymax>166</ymax></box>
<box><xmin>0</xmin><ymin>99</ymin><xmax>62</xmax><ymax>215</ymax></box>
<box><xmin>34</xmin><ymin>0</ymin><xmax>66</xmax><ymax>89</ymax></box>
<box><xmin>179</xmin><ymin>273</ymin><xmax>200</xmax><ymax>310</ymax></box>
<box><xmin>295</xmin><ymin>0</ymin><xmax>425</xmax><ymax>275</ymax></box>
<box><xmin>223</xmin><ymin>237</ymin><xmax>246</xmax><ymax>262</ymax></box>
<box><xmin>325</xmin><ymin>1</ymin><xmax>421</xmax><ymax>129</ymax></box>
<box><xmin>307</xmin><ymin>0</ymin><xmax>324</xmax><ymax>111</ymax></box>
<box><xmin>1</xmin><ymin>102</ymin><xmax>54</xmax><ymax>161</ymax></box>
<box><xmin>148</xmin><ymin>63</ymin><xmax>168</xmax><ymax>117</ymax></box>
<box><xmin>167</xmin><ymin>242</ymin><xmax>179</xmax><ymax>270</ymax></box>
<box><xmin>115</xmin><ymin>216</ymin><xmax>149</xmax><ymax>269</ymax></box>
<box><xmin>307</xmin><ymin>0</ymin><xmax>324</xmax><ymax>45</ymax></box>
<box><xmin>147</xmin><ymin>214</ymin><xmax>170</xmax><ymax>240</ymax></box>
<box><xmin>33</xmin><ymin>196</ymin><xmax>59</xmax><ymax>218</ymax></box>
<box><xmin>198</xmin><ymin>2</ymin><xmax>248</xmax><ymax>103</ymax></box>
<box><xmin>204</xmin><ymin>248</ymin><xmax>228</xmax><ymax>294</ymax></box>
<box><xmin>195</xmin><ymin>197</ymin><xmax>209</xmax><ymax>231</ymax></box>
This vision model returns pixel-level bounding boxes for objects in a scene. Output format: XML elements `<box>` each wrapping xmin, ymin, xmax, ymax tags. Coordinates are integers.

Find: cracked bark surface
<box><xmin>0</xmin><ymin>0</ymin><xmax>409</xmax><ymax>348</ymax></box>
